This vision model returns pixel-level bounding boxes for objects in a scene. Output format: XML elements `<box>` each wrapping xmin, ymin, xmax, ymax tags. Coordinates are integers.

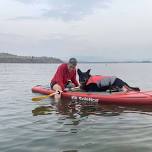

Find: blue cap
<box><xmin>68</xmin><ymin>58</ymin><xmax>77</xmax><ymax>66</ymax></box>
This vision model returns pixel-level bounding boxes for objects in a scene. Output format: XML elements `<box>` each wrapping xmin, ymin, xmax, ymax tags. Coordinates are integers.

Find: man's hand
<box><xmin>64</xmin><ymin>88</ymin><xmax>70</xmax><ymax>91</ymax></box>
<box><xmin>54</xmin><ymin>90</ymin><xmax>62</xmax><ymax>101</ymax></box>
<box><xmin>64</xmin><ymin>86</ymin><xmax>81</xmax><ymax>92</ymax></box>
<box><xmin>66</xmin><ymin>82</ymin><xmax>75</xmax><ymax>89</ymax></box>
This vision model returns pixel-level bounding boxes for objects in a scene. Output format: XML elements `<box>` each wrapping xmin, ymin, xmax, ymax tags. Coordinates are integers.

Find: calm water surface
<box><xmin>1</xmin><ymin>63</ymin><xmax>152</xmax><ymax>152</ymax></box>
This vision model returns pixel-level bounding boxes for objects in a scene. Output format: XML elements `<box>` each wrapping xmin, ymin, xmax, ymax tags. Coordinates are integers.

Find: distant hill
<box><xmin>0</xmin><ymin>53</ymin><xmax>63</xmax><ymax>63</ymax></box>
<box><xmin>76</xmin><ymin>56</ymin><xmax>152</xmax><ymax>63</ymax></box>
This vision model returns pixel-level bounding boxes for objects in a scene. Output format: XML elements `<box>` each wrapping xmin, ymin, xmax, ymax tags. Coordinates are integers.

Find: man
<box><xmin>50</xmin><ymin>58</ymin><xmax>79</xmax><ymax>100</ymax></box>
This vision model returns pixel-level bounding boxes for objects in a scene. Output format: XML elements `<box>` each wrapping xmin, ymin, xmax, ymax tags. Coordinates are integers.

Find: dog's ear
<box><xmin>86</xmin><ymin>69</ymin><xmax>91</xmax><ymax>75</ymax></box>
<box><xmin>77</xmin><ymin>69</ymin><xmax>82</xmax><ymax>75</ymax></box>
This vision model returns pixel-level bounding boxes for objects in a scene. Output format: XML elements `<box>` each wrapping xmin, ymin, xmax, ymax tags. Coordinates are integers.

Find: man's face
<box><xmin>68</xmin><ymin>63</ymin><xmax>76</xmax><ymax>71</ymax></box>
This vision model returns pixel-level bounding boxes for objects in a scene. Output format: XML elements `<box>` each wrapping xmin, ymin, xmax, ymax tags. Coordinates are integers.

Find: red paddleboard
<box><xmin>32</xmin><ymin>85</ymin><xmax>152</xmax><ymax>106</ymax></box>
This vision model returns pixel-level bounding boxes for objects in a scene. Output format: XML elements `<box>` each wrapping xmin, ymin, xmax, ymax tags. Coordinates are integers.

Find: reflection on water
<box><xmin>32</xmin><ymin>99</ymin><xmax>152</xmax><ymax>118</ymax></box>
<box><xmin>32</xmin><ymin>106</ymin><xmax>55</xmax><ymax>116</ymax></box>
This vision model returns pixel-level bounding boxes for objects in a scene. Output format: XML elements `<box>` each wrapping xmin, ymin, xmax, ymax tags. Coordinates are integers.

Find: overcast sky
<box><xmin>0</xmin><ymin>0</ymin><xmax>152</xmax><ymax>61</ymax></box>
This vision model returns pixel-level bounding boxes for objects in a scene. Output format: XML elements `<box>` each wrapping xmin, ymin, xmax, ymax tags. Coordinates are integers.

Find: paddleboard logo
<box><xmin>71</xmin><ymin>96</ymin><xmax>99</xmax><ymax>105</ymax></box>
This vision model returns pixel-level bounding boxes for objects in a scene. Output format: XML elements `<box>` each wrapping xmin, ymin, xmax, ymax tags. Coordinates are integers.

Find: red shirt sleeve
<box><xmin>51</xmin><ymin>64</ymin><xmax>65</xmax><ymax>90</ymax></box>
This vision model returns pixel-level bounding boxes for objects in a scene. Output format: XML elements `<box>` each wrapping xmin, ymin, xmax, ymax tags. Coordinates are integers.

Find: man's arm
<box><xmin>71</xmin><ymin>70</ymin><xmax>79</xmax><ymax>87</ymax></box>
<box><xmin>52</xmin><ymin>65</ymin><xmax>65</xmax><ymax>90</ymax></box>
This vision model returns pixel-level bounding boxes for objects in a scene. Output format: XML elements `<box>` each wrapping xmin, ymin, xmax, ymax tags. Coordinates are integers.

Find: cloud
<box><xmin>0</xmin><ymin>33</ymin><xmax>27</xmax><ymax>48</ymax></box>
<box><xmin>0</xmin><ymin>32</ymin><xmax>24</xmax><ymax>40</ymax></box>
<box><xmin>8</xmin><ymin>16</ymin><xmax>40</xmax><ymax>21</ymax></box>
<box><xmin>14</xmin><ymin>0</ymin><xmax>35</xmax><ymax>4</ymax></box>
<box><xmin>0</xmin><ymin>32</ymin><xmax>90</xmax><ymax>58</ymax></box>
<box><xmin>0</xmin><ymin>33</ymin><xmax>30</xmax><ymax>55</ymax></box>
<box><xmin>35</xmin><ymin>33</ymin><xmax>92</xmax><ymax>56</ymax></box>
<box><xmin>14</xmin><ymin>0</ymin><xmax>111</xmax><ymax>21</ymax></box>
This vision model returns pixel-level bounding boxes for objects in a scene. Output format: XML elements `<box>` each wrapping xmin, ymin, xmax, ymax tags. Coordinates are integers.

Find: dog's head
<box><xmin>77</xmin><ymin>69</ymin><xmax>91</xmax><ymax>86</ymax></box>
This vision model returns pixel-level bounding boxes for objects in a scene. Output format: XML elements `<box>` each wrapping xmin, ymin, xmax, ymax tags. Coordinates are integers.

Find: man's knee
<box><xmin>52</xmin><ymin>84</ymin><xmax>62</xmax><ymax>91</ymax></box>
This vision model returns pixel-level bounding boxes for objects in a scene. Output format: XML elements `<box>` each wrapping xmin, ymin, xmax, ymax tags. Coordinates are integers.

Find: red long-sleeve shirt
<box><xmin>51</xmin><ymin>63</ymin><xmax>79</xmax><ymax>90</ymax></box>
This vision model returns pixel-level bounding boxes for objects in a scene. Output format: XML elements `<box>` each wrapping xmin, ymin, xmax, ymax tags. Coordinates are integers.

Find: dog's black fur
<box><xmin>77</xmin><ymin>69</ymin><xmax>140</xmax><ymax>92</ymax></box>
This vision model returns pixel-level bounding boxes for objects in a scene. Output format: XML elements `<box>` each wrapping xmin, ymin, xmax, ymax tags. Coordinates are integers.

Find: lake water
<box><xmin>1</xmin><ymin>63</ymin><xmax>152</xmax><ymax>152</ymax></box>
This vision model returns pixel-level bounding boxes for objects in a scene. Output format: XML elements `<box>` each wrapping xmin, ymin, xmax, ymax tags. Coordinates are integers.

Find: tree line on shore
<box><xmin>0</xmin><ymin>53</ymin><xmax>63</xmax><ymax>63</ymax></box>
<box><xmin>0</xmin><ymin>53</ymin><xmax>152</xmax><ymax>63</ymax></box>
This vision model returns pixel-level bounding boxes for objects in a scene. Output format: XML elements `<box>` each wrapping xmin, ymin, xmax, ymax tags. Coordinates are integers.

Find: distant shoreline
<box><xmin>0</xmin><ymin>53</ymin><xmax>152</xmax><ymax>63</ymax></box>
<box><xmin>79</xmin><ymin>61</ymin><xmax>152</xmax><ymax>63</ymax></box>
<box><xmin>0</xmin><ymin>53</ymin><xmax>63</xmax><ymax>63</ymax></box>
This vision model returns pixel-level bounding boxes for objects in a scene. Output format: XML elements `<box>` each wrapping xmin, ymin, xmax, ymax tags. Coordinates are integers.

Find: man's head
<box><xmin>68</xmin><ymin>58</ymin><xmax>77</xmax><ymax>71</ymax></box>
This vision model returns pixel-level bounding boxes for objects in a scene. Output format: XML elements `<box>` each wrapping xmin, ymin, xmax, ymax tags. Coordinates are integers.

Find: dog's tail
<box><xmin>122</xmin><ymin>81</ymin><xmax>140</xmax><ymax>92</ymax></box>
<box><xmin>129</xmin><ymin>87</ymin><xmax>140</xmax><ymax>91</ymax></box>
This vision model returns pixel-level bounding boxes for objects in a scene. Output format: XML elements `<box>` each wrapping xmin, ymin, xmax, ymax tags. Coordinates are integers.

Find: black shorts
<box><xmin>50</xmin><ymin>82</ymin><xmax>57</xmax><ymax>89</ymax></box>
<box><xmin>50</xmin><ymin>82</ymin><xmax>73</xmax><ymax>89</ymax></box>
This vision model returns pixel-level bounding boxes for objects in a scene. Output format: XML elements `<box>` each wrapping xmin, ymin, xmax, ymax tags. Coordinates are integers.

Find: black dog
<box><xmin>77</xmin><ymin>69</ymin><xmax>140</xmax><ymax>92</ymax></box>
